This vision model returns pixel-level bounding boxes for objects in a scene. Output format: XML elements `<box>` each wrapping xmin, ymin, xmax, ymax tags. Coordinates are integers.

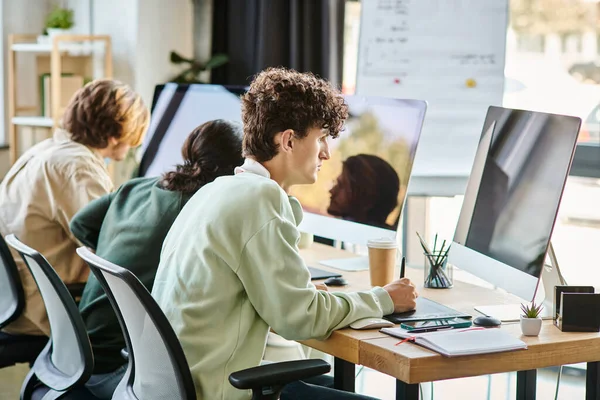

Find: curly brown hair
<box><xmin>62</xmin><ymin>79</ymin><xmax>149</xmax><ymax>149</ymax></box>
<box><xmin>241</xmin><ymin>67</ymin><xmax>348</xmax><ymax>162</ymax></box>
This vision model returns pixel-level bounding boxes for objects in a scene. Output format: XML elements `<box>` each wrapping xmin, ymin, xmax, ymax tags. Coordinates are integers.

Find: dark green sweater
<box><xmin>71</xmin><ymin>177</ymin><xmax>192</xmax><ymax>374</ymax></box>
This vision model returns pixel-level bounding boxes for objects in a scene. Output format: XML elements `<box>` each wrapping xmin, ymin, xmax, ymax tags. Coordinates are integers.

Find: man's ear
<box><xmin>279</xmin><ymin>129</ymin><xmax>295</xmax><ymax>153</ymax></box>
<box><xmin>107</xmin><ymin>136</ymin><xmax>119</xmax><ymax>147</ymax></box>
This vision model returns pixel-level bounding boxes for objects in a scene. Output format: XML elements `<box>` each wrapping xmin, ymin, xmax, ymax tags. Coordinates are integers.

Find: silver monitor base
<box><xmin>474</xmin><ymin>242</ymin><xmax>566</xmax><ymax>322</ymax></box>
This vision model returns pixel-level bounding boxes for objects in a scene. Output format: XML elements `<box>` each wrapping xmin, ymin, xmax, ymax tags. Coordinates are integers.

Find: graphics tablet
<box><xmin>384</xmin><ymin>297</ymin><xmax>472</xmax><ymax>323</ymax></box>
<box><xmin>308</xmin><ymin>266</ymin><xmax>342</xmax><ymax>281</ymax></box>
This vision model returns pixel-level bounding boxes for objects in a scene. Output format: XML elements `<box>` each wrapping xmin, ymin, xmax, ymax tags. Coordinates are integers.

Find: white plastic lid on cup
<box><xmin>366</xmin><ymin>237</ymin><xmax>398</xmax><ymax>249</ymax></box>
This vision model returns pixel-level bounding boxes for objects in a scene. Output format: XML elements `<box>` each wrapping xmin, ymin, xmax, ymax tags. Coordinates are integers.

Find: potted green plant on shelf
<box><xmin>45</xmin><ymin>5</ymin><xmax>74</xmax><ymax>38</ymax></box>
<box><xmin>520</xmin><ymin>301</ymin><xmax>543</xmax><ymax>336</ymax></box>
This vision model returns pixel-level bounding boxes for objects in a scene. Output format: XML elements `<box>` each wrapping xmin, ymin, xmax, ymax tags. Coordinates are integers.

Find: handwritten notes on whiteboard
<box><xmin>356</xmin><ymin>0</ymin><xmax>508</xmax><ymax>183</ymax></box>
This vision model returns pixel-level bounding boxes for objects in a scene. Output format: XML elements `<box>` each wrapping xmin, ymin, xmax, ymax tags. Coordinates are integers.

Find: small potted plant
<box><xmin>520</xmin><ymin>301</ymin><xmax>543</xmax><ymax>336</ymax></box>
<box><xmin>45</xmin><ymin>6</ymin><xmax>74</xmax><ymax>38</ymax></box>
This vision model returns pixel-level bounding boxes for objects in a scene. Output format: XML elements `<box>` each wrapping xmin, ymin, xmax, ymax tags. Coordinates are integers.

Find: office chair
<box><xmin>76</xmin><ymin>247</ymin><xmax>331</xmax><ymax>400</ymax></box>
<box><xmin>6</xmin><ymin>235</ymin><xmax>94</xmax><ymax>400</ymax></box>
<box><xmin>0</xmin><ymin>234</ymin><xmax>48</xmax><ymax>368</ymax></box>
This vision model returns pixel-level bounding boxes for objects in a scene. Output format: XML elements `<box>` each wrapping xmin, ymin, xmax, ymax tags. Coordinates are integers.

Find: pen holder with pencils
<box><xmin>417</xmin><ymin>232</ymin><xmax>453</xmax><ymax>289</ymax></box>
<box><xmin>423</xmin><ymin>251</ymin><xmax>453</xmax><ymax>289</ymax></box>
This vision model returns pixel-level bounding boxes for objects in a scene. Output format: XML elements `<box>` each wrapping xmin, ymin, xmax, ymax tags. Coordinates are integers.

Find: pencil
<box><xmin>400</xmin><ymin>256</ymin><xmax>406</xmax><ymax>279</ymax></box>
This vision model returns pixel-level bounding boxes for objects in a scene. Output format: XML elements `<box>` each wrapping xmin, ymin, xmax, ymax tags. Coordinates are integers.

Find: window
<box><xmin>340</xmin><ymin>2</ymin><xmax>597</xmax><ymax>394</ymax></box>
<box><xmin>341</xmin><ymin>0</ymin><xmax>600</xmax><ymax>268</ymax></box>
<box><xmin>561</xmin><ymin>33</ymin><xmax>582</xmax><ymax>54</ymax></box>
<box><xmin>516</xmin><ymin>34</ymin><xmax>545</xmax><ymax>53</ymax></box>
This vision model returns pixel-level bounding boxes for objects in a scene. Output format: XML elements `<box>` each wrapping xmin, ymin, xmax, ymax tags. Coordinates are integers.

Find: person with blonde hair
<box><xmin>0</xmin><ymin>79</ymin><xmax>149</xmax><ymax>364</ymax></box>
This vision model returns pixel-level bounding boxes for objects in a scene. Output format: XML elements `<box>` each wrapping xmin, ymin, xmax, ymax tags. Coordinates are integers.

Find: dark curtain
<box><xmin>211</xmin><ymin>0</ymin><xmax>345</xmax><ymax>86</ymax></box>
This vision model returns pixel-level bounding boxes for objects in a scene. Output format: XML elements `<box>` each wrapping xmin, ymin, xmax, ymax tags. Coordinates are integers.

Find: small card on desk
<box><xmin>380</xmin><ymin>327</ymin><xmax>527</xmax><ymax>357</ymax></box>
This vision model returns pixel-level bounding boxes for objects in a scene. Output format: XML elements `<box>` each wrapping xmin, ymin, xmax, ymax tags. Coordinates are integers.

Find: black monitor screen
<box><xmin>138</xmin><ymin>83</ymin><xmax>247</xmax><ymax>177</ymax></box>
<box><xmin>455</xmin><ymin>106</ymin><xmax>581</xmax><ymax>277</ymax></box>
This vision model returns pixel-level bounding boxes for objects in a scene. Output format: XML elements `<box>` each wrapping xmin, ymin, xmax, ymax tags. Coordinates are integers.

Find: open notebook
<box><xmin>381</xmin><ymin>327</ymin><xmax>527</xmax><ymax>357</ymax></box>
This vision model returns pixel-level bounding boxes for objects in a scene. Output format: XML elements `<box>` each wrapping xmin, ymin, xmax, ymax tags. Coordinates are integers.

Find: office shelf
<box><xmin>11</xmin><ymin>116</ymin><xmax>54</xmax><ymax>127</ymax></box>
<box><xmin>7</xmin><ymin>34</ymin><xmax>112</xmax><ymax>164</ymax></box>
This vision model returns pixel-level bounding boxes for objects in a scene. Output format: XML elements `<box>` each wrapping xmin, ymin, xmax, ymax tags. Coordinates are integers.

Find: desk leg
<box><xmin>517</xmin><ymin>370</ymin><xmax>537</xmax><ymax>400</ymax></box>
<box><xmin>396</xmin><ymin>380</ymin><xmax>419</xmax><ymax>400</ymax></box>
<box><xmin>586</xmin><ymin>361</ymin><xmax>600</xmax><ymax>400</ymax></box>
<box><xmin>333</xmin><ymin>357</ymin><xmax>355</xmax><ymax>392</ymax></box>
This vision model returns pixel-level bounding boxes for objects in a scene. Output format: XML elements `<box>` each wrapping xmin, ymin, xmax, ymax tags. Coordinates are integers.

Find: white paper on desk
<box><xmin>319</xmin><ymin>256</ymin><xmax>370</xmax><ymax>271</ymax></box>
<box><xmin>380</xmin><ymin>327</ymin><xmax>527</xmax><ymax>357</ymax></box>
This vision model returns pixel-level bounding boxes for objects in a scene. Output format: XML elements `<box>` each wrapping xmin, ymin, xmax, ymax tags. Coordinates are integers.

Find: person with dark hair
<box><xmin>152</xmin><ymin>67</ymin><xmax>417</xmax><ymax>400</ymax></box>
<box><xmin>328</xmin><ymin>154</ymin><xmax>400</xmax><ymax>230</ymax></box>
<box><xmin>0</xmin><ymin>79</ymin><xmax>149</xmax><ymax>339</ymax></box>
<box><xmin>63</xmin><ymin>120</ymin><xmax>244</xmax><ymax>399</ymax></box>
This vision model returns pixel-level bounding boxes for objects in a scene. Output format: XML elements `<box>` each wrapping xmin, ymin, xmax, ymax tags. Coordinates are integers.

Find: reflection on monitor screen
<box><xmin>293</xmin><ymin>96</ymin><xmax>427</xmax><ymax>245</ymax></box>
<box><xmin>451</xmin><ymin>106</ymin><xmax>581</xmax><ymax>302</ymax></box>
<box><xmin>139</xmin><ymin>83</ymin><xmax>246</xmax><ymax>178</ymax></box>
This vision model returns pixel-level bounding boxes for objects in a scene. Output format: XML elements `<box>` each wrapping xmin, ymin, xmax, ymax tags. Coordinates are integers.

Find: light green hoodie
<box><xmin>152</xmin><ymin>163</ymin><xmax>394</xmax><ymax>400</ymax></box>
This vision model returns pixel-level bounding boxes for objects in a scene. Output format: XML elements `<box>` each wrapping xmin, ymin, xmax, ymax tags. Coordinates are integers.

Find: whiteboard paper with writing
<box><xmin>356</xmin><ymin>0</ymin><xmax>508</xmax><ymax>182</ymax></box>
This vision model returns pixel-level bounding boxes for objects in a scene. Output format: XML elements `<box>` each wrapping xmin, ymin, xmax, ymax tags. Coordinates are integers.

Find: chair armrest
<box><xmin>66</xmin><ymin>282</ymin><xmax>86</xmax><ymax>303</ymax></box>
<box><xmin>120</xmin><ymin>348</ymin><xmax>128</xmax><ymax>360</ymax></box>
<box><xmin>228</xmin><ymin>359</ymin><xmax>330</xmax><ymax>390</ymax></box>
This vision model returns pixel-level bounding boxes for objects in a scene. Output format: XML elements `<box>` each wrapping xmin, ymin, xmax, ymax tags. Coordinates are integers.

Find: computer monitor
<box><xmin>292</xmin><ymin>96</ymin><xmax>427</xmax><ymax>250</ymax></box>
<box><xmin>449</xmin><ymin>106</ymin><xmax>581</xmax><ymax>308</ymax></box>
<box><xmin>138</xmin><ymin>83</ymin><xmax>247</xmax><ymax>178</ymax></box>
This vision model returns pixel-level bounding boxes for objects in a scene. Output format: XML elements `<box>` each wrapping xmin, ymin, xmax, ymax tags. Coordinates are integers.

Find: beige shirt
<box><xmin>0</xmin><ymin>129</ymin><xmax>113</xmax><ymax>336</ymax></box>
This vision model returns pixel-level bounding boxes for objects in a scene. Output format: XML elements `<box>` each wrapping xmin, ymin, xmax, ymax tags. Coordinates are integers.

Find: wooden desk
<box><xmin>300</xmin><ymin>244</ymin><xmax>600</xmax><ymax>400</ymax></box>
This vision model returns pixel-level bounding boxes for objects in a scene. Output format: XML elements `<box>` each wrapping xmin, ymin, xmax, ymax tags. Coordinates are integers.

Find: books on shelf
<box><xmin>380</xmin><ymin>327</ymin><xmax>527</xmax><ymax>357</ymax></box>
<box><xmin>40</xmin><ymin>73</ymin><xmax>84</xmax><ymax>117</ymax></box>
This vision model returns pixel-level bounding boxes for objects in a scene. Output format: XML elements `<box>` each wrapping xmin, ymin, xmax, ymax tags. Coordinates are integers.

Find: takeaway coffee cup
<box><xmin>367</xmin><ymin>238</ymin><xmax>398</xmax><ymax>287</ymax></box>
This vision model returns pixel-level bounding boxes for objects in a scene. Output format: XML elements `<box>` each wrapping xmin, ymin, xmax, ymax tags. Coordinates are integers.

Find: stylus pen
<box><xmin>409</xmin><ymin>326</ymin><xmax>453</xmax><ymax>334</ymax></box>
<box><xmin>400</xmin><ymin>256</ymin><xmax>406</xmax><ymax>279</ymax></box>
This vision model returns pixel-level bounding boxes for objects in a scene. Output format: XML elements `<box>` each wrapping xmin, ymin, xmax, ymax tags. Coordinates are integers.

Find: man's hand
<box><xmin>383</xmin><ymin>278</ymin><xmax>418</xmax><ymax>313</ymax></box>
<box><xmin>315</xmin><ymin>283</ymin><xmax>329</xmax><ymax>291</ymax></box>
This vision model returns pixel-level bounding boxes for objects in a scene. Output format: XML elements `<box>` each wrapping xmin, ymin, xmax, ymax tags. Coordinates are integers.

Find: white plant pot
<box><xmin>37</xmin><ymin>35</ymin><xmax>50</xmax><ymax>45</ymax></box>
<box><xmin>520</xmin><ymin>316</ymin><xmax>542</xmax><ymax>336</ymax></box>
<box><xmin>47</xmin><ymin>28</ymin><xmax>72</xmax><ymax>38</ymax></box>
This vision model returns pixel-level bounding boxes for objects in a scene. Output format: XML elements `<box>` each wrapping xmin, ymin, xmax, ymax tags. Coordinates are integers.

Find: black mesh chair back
<box><xmin>0</xmin><ymin>234</ymin><xmax>24</xmax><ymax>327</ymax></box>
<box><xmin>5</xmin><ymin>235</ymin><xmax>93</xmax><ymax>397</ymax></box>
<box><xmin>76</xmin><ymin>247</ymin><xmax>197</xmax><ymax>400</ymax></box>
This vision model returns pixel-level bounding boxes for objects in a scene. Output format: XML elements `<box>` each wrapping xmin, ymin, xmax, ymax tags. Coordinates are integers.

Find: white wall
<box><xmin>93</xmin><ymin>0</ymin><xmax>193</xmax><ymax>107</ymax></box>
<box><xmin>135</xmin><ymin>0</ymin><xmax>193</xmax><ymax>107</ymax></box>
<box><xmin>65</xmin><ymin>0</ymin><xmax>91</xmax><ymax>34</ymax></box>
<box><xmin>193</xmin><ymin>0</ymin><xmax>213</xmax><ymax>82</ymax></box>
<box><xmin>92</xmin><ymin>0</ymin><xmax>138</xmax><ymax>87</ymax></box>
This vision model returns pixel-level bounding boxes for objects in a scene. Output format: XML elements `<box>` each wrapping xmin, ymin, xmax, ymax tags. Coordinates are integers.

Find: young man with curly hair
<box><xmin>152</xmin><ymin>68</ymin><xmax>418</xmax><ymax>400</ymax></box>
<box><xmin>0</xmin><ymin>79</ymin><xmax>149</xmax><ymax>342</ymax></box>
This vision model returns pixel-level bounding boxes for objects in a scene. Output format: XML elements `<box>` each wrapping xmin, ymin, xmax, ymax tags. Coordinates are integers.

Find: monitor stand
<box><xmin>473</xmin><ymin>243</ymin><xmax>566</xmax><ymax>322</ymax></box>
